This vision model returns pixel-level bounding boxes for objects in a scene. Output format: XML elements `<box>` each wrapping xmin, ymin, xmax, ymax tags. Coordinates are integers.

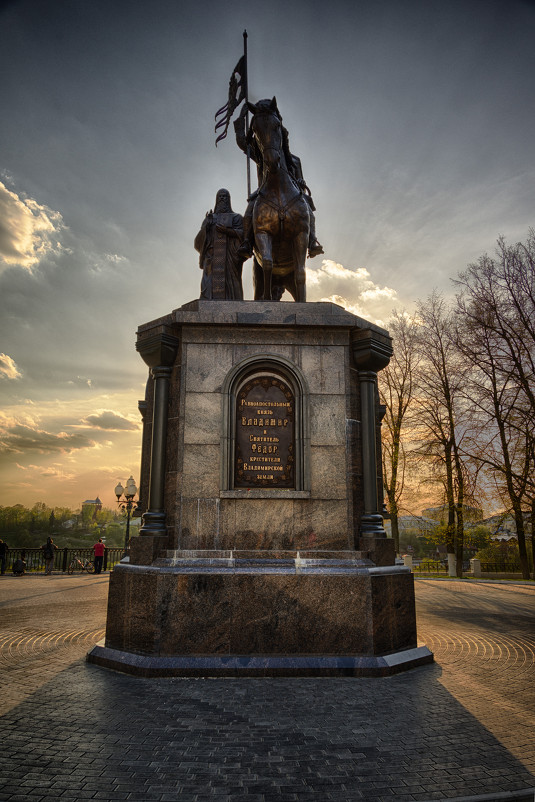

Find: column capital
<box><xmin>351</xmin><ymin>328</ymin><xmax>393</xmax><ymax>373</ymax></box>
<box><xmin>136</xmin><ymin>328</ymin><xmax>180</xmax><ymax>370</ymax></box>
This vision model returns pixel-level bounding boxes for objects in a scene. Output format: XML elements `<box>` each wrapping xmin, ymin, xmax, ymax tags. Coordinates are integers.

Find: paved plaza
<box><xmin>0</xmin><ymin>573</ymin><xmax>534</xmax><ymax>801</ymax></box>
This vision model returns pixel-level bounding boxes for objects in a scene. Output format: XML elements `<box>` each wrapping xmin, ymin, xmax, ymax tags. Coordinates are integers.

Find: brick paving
<box><xmin>0</xmin><ymin>573</ymin><xmax>534</xmax><ymax>801</ymax></box>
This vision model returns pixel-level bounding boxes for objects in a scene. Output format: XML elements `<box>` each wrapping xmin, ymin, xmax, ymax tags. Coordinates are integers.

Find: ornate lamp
<box><xmin>115</xmin><ymin>476</ymin><xmax>139</xmax><ymax>558</ymax></box>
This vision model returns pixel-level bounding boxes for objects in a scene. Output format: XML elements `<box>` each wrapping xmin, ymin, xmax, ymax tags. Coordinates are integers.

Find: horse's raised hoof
<box><xmin>308</xmin><ymin>240</ymin><xmax>324</xmax><ymax>258</ymax></box>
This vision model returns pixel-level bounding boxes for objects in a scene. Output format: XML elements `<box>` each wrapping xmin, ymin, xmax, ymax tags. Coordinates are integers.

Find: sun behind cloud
<box><xmin>306</xmin><ymin>259</ymin><xmax>398</xmax><ymax>326</ymax></box>
<box><xmin>0</xmin><ymin>353</ymin><xmax>22</xmax><ymax>380</ymax></box>
<box><xmin>0</xmin><ymin>181</ymin><xmax>64</xmax><ymax>271</ymax></box>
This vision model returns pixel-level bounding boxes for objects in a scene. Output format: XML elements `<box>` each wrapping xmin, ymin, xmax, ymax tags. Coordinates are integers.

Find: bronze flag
<box><xmin>215</xmin><ymin>55</ymin><xmax>246</xmax><ymax>145</ymax></box>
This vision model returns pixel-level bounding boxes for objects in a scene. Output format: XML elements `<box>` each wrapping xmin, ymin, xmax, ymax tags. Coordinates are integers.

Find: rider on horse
<box><xmin>234</xmin><ymin>99</ymin><xmax>324</xmax><ymax>261</ymax></box>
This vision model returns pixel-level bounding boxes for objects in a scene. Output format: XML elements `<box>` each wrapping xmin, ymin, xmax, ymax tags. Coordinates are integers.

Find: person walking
<box><xmin>41</xmin><ymin>537</ymin><xmax>57</xmax><ymax>575</ymax></box>
<box><xmin>0</xmin><ymin>539</ymin><xmax>8</xmax><ymax>575</ymax></box>
<box><xmin>92</xmin><ymin>538</ymin><xmax>106</xmax><ymax>574</ymax></box>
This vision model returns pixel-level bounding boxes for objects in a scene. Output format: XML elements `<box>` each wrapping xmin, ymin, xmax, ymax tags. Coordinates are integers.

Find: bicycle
<box><xmin>67</xmin><ymin>555</ymin><xmax>95</xmax><ymax>574</ymax></box>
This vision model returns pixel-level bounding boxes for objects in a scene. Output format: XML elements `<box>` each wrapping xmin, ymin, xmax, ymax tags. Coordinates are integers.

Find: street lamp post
<box><xmin>114</xmin><ymin>476</ymin><xmax>139</xmax><ymax>558</ymax></box>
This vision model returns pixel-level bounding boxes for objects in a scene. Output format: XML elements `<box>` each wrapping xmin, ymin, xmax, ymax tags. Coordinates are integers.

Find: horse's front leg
<box><xmin>293</xmin><ymin>231</ymin><xmax>308</xmax><ymax>303</ymax></box>
<box><xmin>255</xmin><ymin>231</ymin><xmax>273</xmax><ymax>301</ymax></box>
<box><xmin>253</xmin><ymin>258</ymin><xmax>264</xmax><ymax>300</ymax></box>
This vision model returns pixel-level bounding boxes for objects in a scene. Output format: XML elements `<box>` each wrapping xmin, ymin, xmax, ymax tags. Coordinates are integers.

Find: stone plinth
<box><xmin>88</xmin><ymin>300</ymin><xmax>432</xmax><ymax>677</ymax></box>
<box><xmin>88</xmin><ymin>552</ymin><xmax>432</xmax><ymax>677</ymax></box>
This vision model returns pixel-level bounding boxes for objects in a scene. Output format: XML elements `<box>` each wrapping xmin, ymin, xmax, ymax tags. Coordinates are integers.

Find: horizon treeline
<box><xmin>0</xmin><ymin>502</ymin><xmax>131</xmax><ymax>548</ymax></box>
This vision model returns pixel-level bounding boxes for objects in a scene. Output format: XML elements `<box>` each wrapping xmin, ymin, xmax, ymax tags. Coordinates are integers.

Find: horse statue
<box><xmin>244</xmin><ymin>98</ymin><xmax>313</xmax><ymax>302</ymax></box>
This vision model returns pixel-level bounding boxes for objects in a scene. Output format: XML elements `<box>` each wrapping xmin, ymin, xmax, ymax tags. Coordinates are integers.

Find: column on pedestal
<box><xmin>135</xmin><ymin>330</ymin><xmax>180</xmax><ymax>538</ymax></box>
<box><xmin>351</xmin><ymin>329</ymin><xmax>393</xmax><ymax>539</ymax></box>
<box><xmin>137</xmin><ymin>399</ymin><xmax>148</xmax><ymax>510</ymax></box>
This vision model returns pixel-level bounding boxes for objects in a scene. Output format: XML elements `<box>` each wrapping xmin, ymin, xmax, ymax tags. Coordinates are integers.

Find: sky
<box><xmin>1</xmin><ymin>0</ymin><xmax>534</xmax><ymax>510</ymax></box>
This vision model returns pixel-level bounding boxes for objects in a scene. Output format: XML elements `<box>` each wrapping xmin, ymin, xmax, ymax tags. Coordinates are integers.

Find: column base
<box><xmin>139</xmin><ymin>510</ymin><xmax>167</xmax><ymax>536</ymax></box>
<box><xmin>360</xmin><ymin>513</ymin><xmax>388</xmax><ymax>538</ymax></box>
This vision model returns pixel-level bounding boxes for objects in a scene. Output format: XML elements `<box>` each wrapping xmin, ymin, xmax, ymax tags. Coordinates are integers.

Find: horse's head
<box><xmin>249</xmin><ymin>97</ymin><xmax>283</xmax><ymax>173</ymax></box>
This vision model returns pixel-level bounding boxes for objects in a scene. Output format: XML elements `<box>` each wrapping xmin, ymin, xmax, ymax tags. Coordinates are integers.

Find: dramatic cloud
<box><xmin>15</xmin><ymin>462</ymin><xmax>77</xmax><ymax>481</ymax></box>
<box><xmin>0</xmin><ymin>353</ymin><xmax>22</xmax><ymax>380</ymax></box>
<box><xmin>83</xmin><ymin>410</ymin><xmax>140</xmax><ymax>431</ymax></box>
<box><xmin>0</xmin><ymin>421</ymin><xmax>96</xmax><ymax>455</ymax></box>
<box><xmin>306</xmin><ymin>260</ymin><xmax>398</xmax><ymax>326</ymax></box>
<box><xmin>0</xmin><ymin>182</ymin><xmax>64</xmax><ymax>271</ymax></box>
<box><xmin>38</xmin><ymin>465</ymin><xmax>78</xmax><ymax>480</ymax></box>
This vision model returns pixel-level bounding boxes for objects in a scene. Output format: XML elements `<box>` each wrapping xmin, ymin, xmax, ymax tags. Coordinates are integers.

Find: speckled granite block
<box><xmin>298</xmin><ymin>345</ymin><xmax>346</xmax><ymax>395</ymax></box>
<box><xmin>183</xmin><ymin>392</ymin><xmax>221</xmax><ymax>444</ymax></box>
<box><xmin>101</xmin><ymin>561</ymin><xmax>428</xmax><ymax>675</ymax></box>
<box><xmin>309</xmin><ymin>395</ymin><xmax>347</xmax><ymax>445</ymax></box>
<box><xmin>310</xmin><ymin>445</ymin><xmax>347</xmax><ymax>499</ymax></box>
<box><xmin>370</xmin><ymin>571</ymin><xmax>417</xmax><ymax>653</ymax></box>
<box><xmin>129</xmin><ymin>535</ymin><xmax>168</xmax><ymax>566</ymax></box>
<box><xmin>359</xmin><ymin>536</ymin><xmax>396</xmax><ymax>566</ymax></box>
<box><xmin>158</xmin><ymin>572</ymin><xmax>232</xmax><ymax>655</ymax></box>
<box><xmin>177</xmin><ymin>497</ymin><xmax>222</xmax><ymax>550</ymax></box>
<box><xmin>229</xmin><ymin>573</ymin><xmax>372</xmax><ymax>655</ymax></box>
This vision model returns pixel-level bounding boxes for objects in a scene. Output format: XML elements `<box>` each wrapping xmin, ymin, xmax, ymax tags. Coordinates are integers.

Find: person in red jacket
<box><xmin>93</xmin><ymin>538</ymin><xmax>106</xmax><ymax>574</ymax></box>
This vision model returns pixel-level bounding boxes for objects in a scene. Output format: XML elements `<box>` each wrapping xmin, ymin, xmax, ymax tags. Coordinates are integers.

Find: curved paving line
<box><xmin>418</xmin><ymin>627</ymin><xmax>535</xmax><ymax>678</ymax></box>
<box><xmin>3</xmin><ymin>618</ymin><xmax>534</xmax><ymax>678</ymax></box>
<box><xmin>0</xmin><ymin>628</ymin><xmax>105</xmax><ymax>665</ymax></box>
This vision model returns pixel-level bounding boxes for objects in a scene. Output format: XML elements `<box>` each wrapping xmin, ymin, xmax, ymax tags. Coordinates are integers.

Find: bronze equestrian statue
<box><xmin>234</xmin><ymin>97</ymin><xmax>323</xmax><ymax>302</ymax></box>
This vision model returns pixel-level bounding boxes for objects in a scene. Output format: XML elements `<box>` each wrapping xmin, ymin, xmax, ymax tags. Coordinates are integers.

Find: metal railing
<box><xmin>2</xmin><ymin>546</ymin><xmax>124</xmax><ymax>574</ymax></box>
<box><xmin>412</xmin><ymin>560</ymin><xmax>448</xmax><ymax>575</ymax></box>
<box><xmin>480</xmin><ymin>561</ymin><xmax>522</xmax><ymax>573</ymax></box>
<box><xmin>411</xmin><ymin>560</ymin><xmax>528</xmax><ymax>576</ymax></box>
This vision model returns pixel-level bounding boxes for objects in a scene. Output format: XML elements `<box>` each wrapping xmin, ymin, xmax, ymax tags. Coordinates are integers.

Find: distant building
<box><xmin>81</xmin><ymin>497</ymin><xmax>102</xmax><ymax>520</ymax></box>
<box><xmin>384</xmin><ymin>515</ymin><xmax>439</xmax><ymax>538</ymax></box>
<box><xmin>421</xmin><ymin>504</ymin><xmax>483</xmax><ymax>524</ymax></box>
<box><xmin>479</xmin><ymin>511</ymin><xmax>530</xmax><ymax>541</ymax></box>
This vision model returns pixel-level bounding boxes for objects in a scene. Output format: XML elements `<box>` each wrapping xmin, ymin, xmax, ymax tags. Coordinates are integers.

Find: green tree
<box><xmin>398</xmin><ymin>530</ymin><xmax>427</xmax><ymax>558</ymax></box>
<box><xmin>464</xmin><ymin>525</ymin><xmax>491</xmax><ymax>553</ymax></box>
<box><xmin>103</xmin><ymin>523</ymin><xmax>124</xmax><ymax>546</ymax></box>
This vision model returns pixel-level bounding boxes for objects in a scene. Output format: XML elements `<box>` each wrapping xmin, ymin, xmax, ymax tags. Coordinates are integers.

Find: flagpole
<box><xmin>243</xmin><ymin>29</ymin><xmax>251</xmax><ymax>199</ymax></box>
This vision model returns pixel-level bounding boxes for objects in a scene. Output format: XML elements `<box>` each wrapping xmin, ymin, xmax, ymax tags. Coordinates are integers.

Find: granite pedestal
<box><xmin>88</xmin><ymin>301</ymin><xmax>432</xmax><ymax>676</ymax></box>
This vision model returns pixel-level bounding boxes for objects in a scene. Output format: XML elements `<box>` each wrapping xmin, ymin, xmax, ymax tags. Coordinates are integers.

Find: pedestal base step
<box><xmin>87</xmin><ymin>642</ymin><xmax>433</xmax><ymax>678</ymax></box>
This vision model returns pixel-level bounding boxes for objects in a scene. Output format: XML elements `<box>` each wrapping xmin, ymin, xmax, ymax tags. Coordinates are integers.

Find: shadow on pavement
<box><xmin>1</xmin><ymin>657</ymin><xmax>534</xmax><ymax>800</ymax></box>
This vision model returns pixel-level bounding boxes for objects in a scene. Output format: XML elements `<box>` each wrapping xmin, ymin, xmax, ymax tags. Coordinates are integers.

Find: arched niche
<box><xmin>220</xmin><ymin>354</ymin><xmax>310</xmax><ymax>495</ymax></box>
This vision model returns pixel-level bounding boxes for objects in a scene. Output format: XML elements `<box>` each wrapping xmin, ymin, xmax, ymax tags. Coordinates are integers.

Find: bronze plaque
<box><xmin>235</xmin><ymin>376</ymin><xmax>295</xmax><ymax>488</ymax></box>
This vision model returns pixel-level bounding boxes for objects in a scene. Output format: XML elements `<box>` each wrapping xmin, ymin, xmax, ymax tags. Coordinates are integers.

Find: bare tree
<box><xmin>455</xmin><ymin>231</ymin><xmax>535</xmax><ymax>578</ymax></box>
<box><xmin>379</xmin><ymin>311</ymin><xmax>420</xmax><ymax>554</ymax></box>
<box><xmin>414</xmin><ymin>292</ymin><xmax>476</xmax><ymax>577</ymax></box>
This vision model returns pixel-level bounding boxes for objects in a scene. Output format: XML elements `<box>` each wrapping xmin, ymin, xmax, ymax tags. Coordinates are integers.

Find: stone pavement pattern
<box><xmin>0</xmin><ymin>574</ymin><xmax>534</xmax><ymax>801</ymax></box>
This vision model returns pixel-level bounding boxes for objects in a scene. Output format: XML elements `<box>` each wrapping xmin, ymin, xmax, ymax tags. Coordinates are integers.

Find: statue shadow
<box><xmin>1</xmin><ymin>657</ymin><xmax>534</xmax><ymax>800</ymax></box>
